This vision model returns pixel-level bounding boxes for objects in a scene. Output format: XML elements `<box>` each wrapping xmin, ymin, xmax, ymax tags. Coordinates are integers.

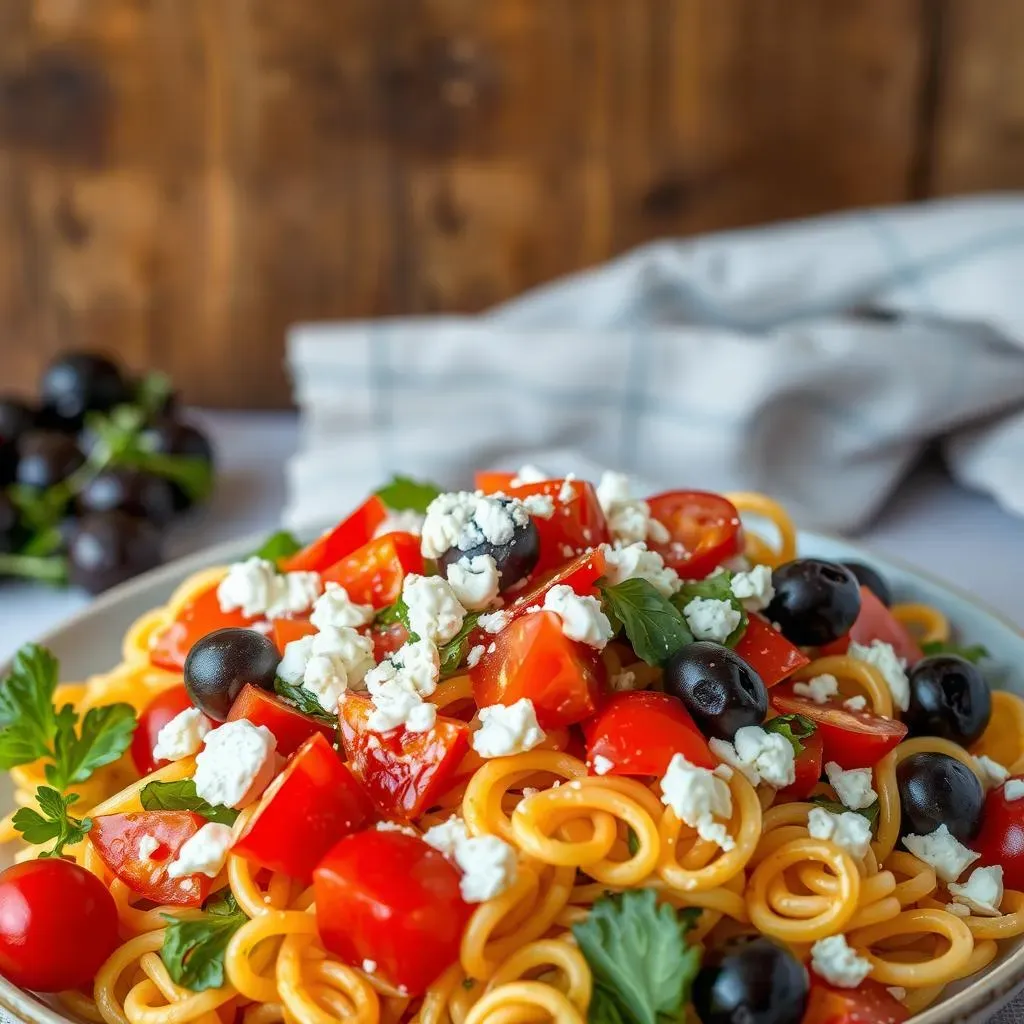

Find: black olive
<box><xmin>842</xmin><ymin>561</ymin><xmax>892</xmax><ymax>607</ymax></box>
<box><xmin>764</xmin><ymin>559</ymin><xmax>861</xmax><ymax>646</ymax></box>
<box><xmin>903</xmin><ymin>655</ymin><xmax>991</xmax><ymax>746</ymax></box>
<box><xmin>0</xmin><ymin>398</ymin><xmax>36</xmax><ymax>485</ymax></box>
<box><xmin>40</xmin><ymin>352</ymin><xmax>130</xmax><ymax>431</ymax></box>
<box><xmin>437</xmin><ymin>500</ymin><xmax>540</xmax><ymax>593</ymax></box>
<box><xmin>663</xmin><ymin>641</ymin><xmax>767</xmax><ymax>740</ymax></box>
<box><xmin>67</xmin><ymin>511</ymin><xmax>163</xmax><ymax>594</ymax></box>
<box><xmin>897</xmin><ymin>752</ymin><xmax>984</xmax><ymax>842</ymax></box>
<box><xmin>141</xmin><ymin>418</ymin><xmax>215</xmax><ymax>510</ymax></box>
<box><xmin>692</xmin><ymin>935</ymin><xmax>809</xmax><ymax>1024</ymax></box>
<box><xmin>0</xmin><ymin>491</ymin><xmax>21</xmax><ymax>556</ymax></box>
<box><xmin>184</xmin><ymin>627</ymin><xmax>280</xmax><ymax>721</ymax></box>
<box><xmin>15</xmin><ymin>431</ymin><xmax>85</xmax><ymax>491</ymax></box>
<box><xmin>77</xmin><ymin>468</ymin><xmax>177</xmax><ymax>527</ymax></box>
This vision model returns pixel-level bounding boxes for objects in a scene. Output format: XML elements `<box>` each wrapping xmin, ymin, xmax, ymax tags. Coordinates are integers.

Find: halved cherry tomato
<box><xmin>584</xmin><ymin>691</ymin><xmax>714</xmax><ymax>775</ymax></box>
<box><xmin>227</xmin><ymin>683</ymin><xmax>335</xmax><ymax>756</ymax></box>
<box><xmin>89</xmin><ymin>810</ymin><xmax>211</xmax><ymax>907</ymax></box>
<box><xmin>282</xmin><ymin>496</ymin><xmax>388</xmax><ymax>573</ymax></box>
<box><xmin>778</xmin><ymin>725</ymin><xmax>824</xmax><ymax>800</ymax></box>
<box><xmin>474</xmin><ymin>471</ymin><xmax>518</xmax><ymax>492</ymax></box>
<box><xmin>973</xmin><ymin>778</ymin><xmax>1024</xmax><ymax>890</ymax></box>
<box><xmin>471</xmin><ymin>610</ymin><xmax>605</xmax><ymax>729</ymax></box>
<box><xmin>803</xmin><ymin>977</ymin><xmax>909</xmax><ymax>1024</ymax></box>
<box><xmin>338</xmin><ymin>694</ymin><xmax>470</xmax><ymax>819</ymax></box>
<box><xmin>131</xmin><ymin>685</ymin><xmax>206</xmax><ymax>777</ymax></box>
<box><xmin>821</xmin><ymin>586</ymin><xmax>923</xmax><ymax>665</ymax></box>
<box><xmin>315</xmin><ymin>829</ymin><xmax>471</xmax><ymax>995</ymax></box>
<box><xmin>771</xmin><ymin>685</ymin><xmax>907</xmax><ymax>769</ymax></box>
<box><xmin>272</xmin><ymin>618</ymin><xmax>317</xmax><ymax>654</ymax></box>
<box><xmin>150</xmin><ymin>584</ymin><xmax>255</xmax><ymax>672</ymax></box>
<box><xmin>0</xmin><ymin>859</ymin><xmax>120</xmax><ymax>992</ymax></box>
<box><xmin>370</xmin><ymin>621</ymin><xmax>410</xmax><ymax>662</ymax></box>
<box><xmin>734</xmin><ymin>615</ymin><xmax>810</xmax><ymax>687</ymax></box>
<box><xmin>646</xmin><ymin>490</ymin><xmax>742</xmax><ymax>579</ymax></box>
<box><xmin>506</xmin><ymin>547</ymin><xmax>608</xmax><ymax>619</ymax></box>
<box><xmin>321</xmin><ymin>532</ymin><xmax>423</xmax><ymax>608</ymax></box>
<box><xmin>234</xmin><ymin>734</ymin><xmax>371</xmax><ymax>880</ymax></box>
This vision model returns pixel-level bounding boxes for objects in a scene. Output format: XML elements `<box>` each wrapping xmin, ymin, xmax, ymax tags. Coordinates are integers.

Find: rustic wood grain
<box><xmin>2</xmin><ymin>0</ymin><xmax>926</xmax><ymax>407</ymax></box>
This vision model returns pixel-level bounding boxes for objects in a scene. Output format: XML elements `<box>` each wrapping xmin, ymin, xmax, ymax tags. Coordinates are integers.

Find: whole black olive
<box><xmin>692</xmin><ymin>935</ymin><xmax>809</xmax><ymax>1024</ymax></box>
<box><xmin>77</xmin><ymin>468</ymin><xmax>177</xmax><ymax>527</ymax></box>
<box><xmin>904</xmin><ymin>655</ymin><xmax>991</xmax><ymax>746</ymax></box>
<box><xmin>842</xmin><ymin>561</ymin><xmax>892</xmax><ymax>607</ymax></box>
<box><xmin>897</xmin><ymin>751</ymin><xmax>984</xmax><ymax>842</ymax></box>
<box><xmin>67</xmin><ymin>511</ymin><xmax>163</xmax><ymax>594</ymax></box>
<box><xmin>0</xmin><ymin>397</ymin><xmax>36</xmax><ymax>485</ymax></box>
<box><xmin>0</xmin><ymin>491</ymin><xmax>21</xmax><ymax>556</ymax></box>
<box><xmin>141</xmin><ymin>418</ymin><xmax>215</xmax><ymax>510</ymax></box>
<box><xmin>40</xmin><ymin>352</ymin><xmax>130</xmax><ymax>431</ymax></box>
<box><xmin>663</xmin><ymin>641</ymin><xmax>768</xmax><ymax>740</ymax></box>
<box><xmin>184</xmin><ymin>627</ymin><xmax>280</xmax><ymax>721</ymax></box>
<box><xmin>764</xmin><ymin>559</ymin><xmax>861</xmax><ymax>646</ymax></box>
<box><xmin>15</xmin><ymin>431</ymin><xmax>85</xmax><ymax>492</ymax></box>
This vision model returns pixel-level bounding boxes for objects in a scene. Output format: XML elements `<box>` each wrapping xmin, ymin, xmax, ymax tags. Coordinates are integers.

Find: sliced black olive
<box><xmin>904</xmin><ymin>655</ymin><xmax>991</xmax><ymax>746</ymax></box>
<box><xmin>67</xmin><ymin>511</ymin><xmax>162</xmax><ymax>594</ymax></box>
<box><xmin>184</xmin><ymin>627</ymin><xmax>280</xmax><ymax>721</ymax></box>
<box><xmin>897</xmin><ymin>751</ymin><xmax>984</xmax><ymax>842</ymax></box>
<box><xmin>40</xmin><ymin>352</ymin><xmax>130</xmax><ymax>431</ymax></box>
<box><xmin>842</xmin><ymin>561</ymin><xmax>892</xmax><ymax>607</ymax></box>
<box><xmin>764</xmin><ymin>559</ymin><xmax>861</xmax><ymax>646</ymax></box>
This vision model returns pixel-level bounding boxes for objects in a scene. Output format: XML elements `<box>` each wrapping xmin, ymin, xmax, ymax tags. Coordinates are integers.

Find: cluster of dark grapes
<box><xmin>0</xmin><ymin>352</ymin><xmax>214</xmax><ymax>594</ymax></box>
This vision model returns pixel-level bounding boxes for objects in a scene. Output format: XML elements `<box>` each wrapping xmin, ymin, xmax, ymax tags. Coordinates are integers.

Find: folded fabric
<box><xmin>285</xmin><ymin>195</ymin><xmax>1024</xmax><ymax>533</ymax></box>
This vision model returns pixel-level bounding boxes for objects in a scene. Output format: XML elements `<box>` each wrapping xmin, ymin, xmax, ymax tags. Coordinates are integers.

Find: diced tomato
<box><xmin>150</xmin><ymin>584</ymin><xmax>254</xmax><ymax>672</ymax></box>
<box><xmin>506</xmin><ymin>547</ymin><xmax>608</xmax><ymax>619</ymax></box>
<box><xmin>272</xmin><ymin>618</ymin><xmax>317</xmax><ymax>654</ymax></box>
<box><xmin>646</xmin><ymin>491</ymin><xmax>742</xmax><ymax>579</ymax></box>
<box><xmin>88</xmin><ymin>811</ymin><xmax>211</xmax><ymax>907</ymax></box>
<box><xmin>283</xmin><ymin>496</ymin><xmax>389</xmax><ymax>573</ymax></box>
<box><xmin>771</xmin><ymin>685</ymin><xmax>907</xmax><ymax>769</ymax></box>
<box><xmin>315</xmin><ymin>829</ymin><xmax>471</xmax><ymax>995</ymax></box>
<box><xmin>234</xmin><ymin>734</ymin><xmax>371</xmax><ymax>880</ymax></box>
<box><xmin>474</xmin><ymin>471</ymin><xmax>518</xmax><ymax>492</ymax></box>
<box><xmin>338</xmin><ymin>694</ymin><xmax>470</xmax><ymax>819</ymax></box>
<box><xmin>734</xmin><ymin>615</ymin><xmax>810</xmax><ymax>687</ymax></box>
<box><xmin>227</xmin><ymin>683</ymin><xmax>335</xmax><ymax>756</ymax></box>
<box><xmin>974</xmin><ymin>778</ymin><xmax>1024</xmax><ymax>890</ymax></box>
<box><xmin>821</xmin><ymin>586</ymin><xmax>924</xmax><ymax>665</ymax></box>
<box><xmin>803</xmin><ymin>978</ymin><xmax>909</xmax><ymax>1024</ymax></box>
<box><xmin>778</xmin><ymin>726</ymin><xmax>824</xmax><ymax>800</ymax></box>
<box><xmin>322</xmin><ymin>532</ymin><xmax>424</xmax><ymax>608</ymax></box>
<box><xmin>131</xmin><ymin>685</ymin><xmax>208</xmax><ymax>777</ymax></box>
<box><xmin>370</xmin><ymin>621</ymin><xmax>410</xmax><ymax>662</ymax></box>
<box><xmin>584</xmin><ymin>691</ymin><xmax>714</xmax><ymax>775</ymax></box>
<box><xmin>471</xmin><ymin>610</ymin><xmax>605</xmax><ymax>729</ymax></box>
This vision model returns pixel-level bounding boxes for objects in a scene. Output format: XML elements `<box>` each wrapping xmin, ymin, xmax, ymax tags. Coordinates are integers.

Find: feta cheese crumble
<box><xmin>471</xmin><ymin>698</ymin><xmax>546</xmax><ymax>758</ymax></box>
<box><xmin>309</xmin><ymin>582</ymin><xmax>374</xmax><ymax>630</ymax></box>
<box><xmin>729</xmin><ymin>565</ymin><xmax>775</xmax><ymax>612</ymax></box>
<box><xmin>138</xmin><ymin>834</ymin><xmax>160</xmax><ymax>863</ymax></box>
<box><xmin>167</xmin><ymin>822</ymin><xmax>234</xmax><ymax>879</ymax></box>
<box><xmin>659</xmin><ymin>753</ymin><xmax>735</xmax><ymax>851</ymax></box>
<box><xmin>521</xmin><ymin>494</ymin><xmax>555</xmax><ymax>519</ymax></box>
<box><xmin>592</xmin><ymin>755</ymin><xmax>613</xmax><ymax>776</ymax></box>
<box><xmin>510</xmin><ymin>465</ymin><xmax>548</xmax><ymax>487</ymax></box>
<box><xmin>810</xmin><ymin>935</ymin><xmax>872</xmax><ymax>988</ymax></box>
<box><xmin>902</xmin><ymin>824</ymin><xmax>980</xmax><ymax>883</ymax></box>
<box><xmin>364</xmin><ymin>639</ymin><xmax>442</xmax><ymax>733</ymax></box>
<box><xmin>193</xmin><ymin>720</ymin><xmax>278</xmax><ymax>810</ymax></box>
<box><xmin>466</xmin><ymin>644</ymin><xmax>486</xmax><ymax>668</ymax></box>
<box><xmin>848</xmin><ymin>640</ymin><xmax>910</xmax><ymax>712</ymax></box>
<box><xmin>976</xmin><ymin>755</ymin><xmax>1010</xmax><ymax>791</ymax></box>
<box><xmin>478</xmin><ymin>610</ymin><xmax>511</xmax><ymax>634</ymax></box>
<box><xmin>595</xmin><ymin>471</ymin><xmax>671</xmax><ymax>546</ymax></box>
<box><xmin>445</xmin><ymin>554</ymin><xmax>501</xmax><ymax>611</ymax></box>
<box><xmin>843</xmin><ymin>695</ymin><xmax>868</xmax><ymax>712</ymax></box>
<box><xmin>362</xmin><ymin>959</ymin><xmax>378</xmax><ymax>974</ymax></box>
<box><xmin>420</xmin><ymin>491</ymin><xmax>531</xmax><ymax>559</ymax></box>
<box><xmin>709</xmin><ymin>726</ymin><xmax>796</xmax><ymax>789</ymax></box>
<box><xmin>807</xmin><ymin>807</ymin><xmax>872</xmax><ymax>858</ymax></box>
<box><xmin>609</xmin><ymin>670</ymin><xmax>638</xmax><ymax>692</ymax></box>
<box><xmin>683</xmin><ymin>597</ymin><xmax>742</xmax><ymax>643</ymax></box>
<box><xmin>277</xmin><ymin>626</ymin><xmax>376</xmax><ymax>711</ymax></box>
<box><xmin>403</xmin><ymin>574</ymin><xmax>467</xmax><ymax>644</ymax></box>
<box><xmin>542</xmin><ymin>584</ymin><xmax>614</xmax><ymax>649</ymax></box>
<box><xmin>824</xmin><ymin>762</ymin><xmax>877</xmax><ymax>811</ymax></box>
<box><xmin>948</xmin><ymin>865</ymin><xmax>1004</xmax><ymax>917</ymax></box>
<box><xmin>217</xmin><ymin>558</ymin><xmax>322</xmax><ymax>619</ymax></box>
<box><xmin>152</xmin><ymin>707</ymin><xmax>211</xmax><ymax>763</ymax></box>
<box><xmin>600</xmin><ymin>542</ymin><xmax>681</xmax><ymax>598</ymax></box>
<box><xmin>422</xmin><ymin>817</ymin><xmax>518</xmax><ymax>903</ymax></box>
<box><xmin>793</xmin><ymin>674</ymin><xmax>839</xmax><ymax>705</ymax></box>
<box><xmin>887</xmin><ymin>987</ymin><xmax>907</xmax><ymax>1002</ymax></box>
<box><xmin>1005</xmin><ymin>779</ymin><xmax>1024</xmax><ymax>802</ymax></box>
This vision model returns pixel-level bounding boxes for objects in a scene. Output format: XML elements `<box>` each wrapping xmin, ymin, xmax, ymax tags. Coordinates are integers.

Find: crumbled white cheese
<box><xmin>558</xmin><ymin>477</ymin><xmax>577</xmax><ymax>503</ymax></box>
<box><xmin>825</xmin><ymin>762</ymin><xmax>877</xmax><ymax>811</ymax></box>
<box><xmin>807</xmin><ymin>807</ymin><xmax>873</xmax><ymax>859</ymax></box>
<box><xmin>510</xmin><ymin>465</ymin><xmax>548</xmax><ymax>487</ymax></box>
<box><xmin>683</xmin><ymin>597</ymin><xmax>742</xmax><ymax>644</ymax></box>
<box><xmin>729</xmin><ymin>565</ymin><xmax>775</xmax><ymax>612</ymax></box>
<box><xmin>478</xmin><ymin>610</ymin><xmax>511</xmax><ymax>634</ymax></box>
<box><xmin>810</xmin><ymin>935</ymin><xmax>872</xmax><ymax>988</ymax></box>
<box><xmin>309</xmin><ymin>582</ymin><xmax>374</xmax><ymax>630</ymax></box>
<box><xmin>601</xmin><ymin>542</ymin><xmax>681</xmax><ymax>598</ymax></box>
<box><xmin>422</xmin><ymin>816</ymin><xmax>518</xmax><ymax>903</ymax></box>
<box><xmin>403</xmin><ymin>574</ymin><xmax>467</xmax><ymax>644</ymax></box>
<box><xmin>542</xmin><ymin>584</ymin><xmax>614</xmax><ymax>649</ymax></box>
<box><xmin>592</xmin><ymin>755</ymin><xmax>614</xmax><ymax>776</ymax></box>
<box><xmin>152</xmin><ymin>707</ymin><xmax>211</xmax><ymax>763</ymax></box>
<box><xmin>167</xmin><ymin>822</ymin><xmax>234</xmax><ymax>879</ymax></box>
<box><xmin>466</xmin><ymin>644</ymin><xmax>486</xmax><ymax>668</ymax></box>
<box><xmin>843</xmin><ymin>695</ymin><xmax>868</xmax><ymax>712</ymax></box>
<box><xmin>364</xmin><ymin>639</ymin><xmax>441</xmax><ymax>733</ymax></box>
<box><xmin>445</xmin><ymin>554</ymin><xmax>501</xmax><ymax>611</ymax></box>
<box><xmin>659</xmin><ymin>753</ymin><xmax>735</xmax><ymax>851</ymax></box>
<box><xmin>848</xmin><ymin>640</ymin><xmax>910</xmax><ymax>712</ymax></box>
<box><xmin>595</xmin><ymin>471</ymin><xmax>670</xmax><ymax>546</ymax></box>
<box><xmin>521</xmin><ymin>494</ymin><xmax>555</xmax><ymax>519</ymax></box>
<box><xmin>1005</xmin><ymin>779</ymin><xmax>1024</xmax><ymax>802</ymax></box>
<box><xmin>193</xmin><ymin>720</ymin><xmax>278</xmax><ymax>810</ymax></box>
<box><xmin>277</xmin><ymin>626</ymin><xmax>377</xmax><ymax>711</ymax></box>
<box><xmin>375</xmin><ymin>820</ymin><xmax>418</xmax><ymax>836</ymax></box>
<box><xmin>976</xmin><ymin>755</ymin><xmax>1010</xmax><ymax>791</ymax></box>
<box><xmin>793</xmin><ymin>674</ymin><xmax>839</xmax><ymax>705</ymax></box>
<box><xmin>609</xmin><ymin>670</ymin><xmax>638</xmax><ymax>692</ymax></box>
<box><xmin>420</xmin><ymin>491</ymin><xmax>531</xmax><ymax>559</ymax></box>
<box><xmin>362</xmin><ymin>959</ymin><xmax>378</xmax><ymax>974</ymax></box>
<box><xmin>948</xmin><ymin>865</ymin><xmax>1004</xmax><ymax>917</ymax></box>
<box><xmin>887</xmin><ymin>988</ymin><xmax>907</xmax><ymax>1002</ymax></box>
<box><xmin>709</xmin><ymin>726</ymin><xmax>796</xmax><ymax>789</ymax></box>
<box><xmin>364</xmin><ymin>638</ymin><xmax>439</xmax><ymax>697</ymax></box>
<box><xmin>902</xmin><ymin>824</ymin><xmax>980</xmax><ymax>883</ymax></box>
<box><xmin>137</xmin><ymin>834</ymin><xmax>160</xmax><ymax>863</ymax></box>
<box><xmin>373</xmin><ymin>509</ymin><xmax>425</xmax><ymax>538</ymax></box>
<box><xmin>217</xmin><ymin>558</ymin><xmax>322</xmax><ymax>619</ymax></box>
<box><xmin>471</xmin><ymin>698</ymin><xmax>546</xmax><ymax>757</ymax></box>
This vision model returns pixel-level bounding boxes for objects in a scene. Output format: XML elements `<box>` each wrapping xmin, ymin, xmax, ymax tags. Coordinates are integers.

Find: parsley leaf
<box><xmin>161</xmin><ymin>891</ymin><xmax>248</xmax><ymax>991</ymax></box>
<box><xmin>251</xmin><ymin>530</ymin><xmax>302</xmax><ymax>563</ymax></box>
<box><xmin>12</xmin><ymin>786</ymin><xmax>92</xmax><ymax>857</ymax></box>
<box><xmin>809</xmin><ymin>795</ymin><xmax>880</xmax><ymax>832</ymax></box>
<box><xmin>273</xmin><ymin>677</ymin><xmax>337</xmax><ymax>723</ymax></box>
<box><xmin>438</xmin><ymin>613</ymin><xmax>481</xmax><ymax>677</ymax></box>
<box><xmin>598</xmin><ymin>579</ymin><xmax>693</xmax><ymax>666</ymax></box>
<box><xmin>763</xmin><ymin>714</ymin><xmax>816</xmax><ymax>756</ymax></box>
<box><xmin>46</xmin><ymin>703</ymin><xmax>137</xmax><ymax>790</ymax></box>
<box><xmin>0</xmin><ymin>644</ymin><xmax>61</xmax><ymax>769</ymax></box>
<box><xmin>672</xmin><ymin>571</ymin><xmax>748</xmax><ymax>648</ymax></box>
<box><xmin>572</xmin><ymin>889</ymin><xmax>701</xmax><ymax>1024</ymax></box>
<box><xmin>920</xmin><ymin>640</ymin><xmax>990</xmax><ymax>664</ymax></box>
<box><xmin>140</xmin><ymin>779</ymin><xmax>239</xmax><ymax>825</ymax></box>
<box><xmin>375</xmin><ymin>476</ymin><xmax>441</xmax><ymax>514</ymax></box>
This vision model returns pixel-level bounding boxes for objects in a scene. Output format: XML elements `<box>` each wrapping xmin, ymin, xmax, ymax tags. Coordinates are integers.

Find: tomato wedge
<box><xmin>471</xmin><ymin>610</ymin><xmax>605</xmax><ymax>729</ymax></box>
<box><xmin>131</xmin><ymin>685</ymin><xmax>202</xmax><ymax>776</ymax></box>
<box><xmin>646</xmin><ymin>491</ymin><xmax>742</xmax><ymax>579</ymax></box>
<box><xmin>777</xmin><ymin>725</ymin><xmax>824</xmax><ymax>800</ymax></box>
<box><xmin>282</xmin><ymin>496</ymin><xmax>388</xmax><ymax>573</ymax></box>
<box><xmin>338</xmin><ymin>694</ymin><xmax>470</xmax><ymax>819</ymax></box>
<box><xmin>88</xmin><ymin>810</ymin><xmax>211</xmax><ymax>907</ymax></box>
<box><xmin>227</xmin><ymin>683</ymin><xmax>335</xmax><ymax>756</ymax></box>
<box><xmin>771</xmin><ymin>685</ymin><xmax>907</xmax><ymax>769</ymax></box>
<box><xmin>973</xmin><ymin>778</ymin><xmax>1024</xmax><ymax>890</ymax></box>
<box><xmin>821</xmin><ymin>586</ymin><xmax>923</xmax><ymax>665</ymax></box>
<box><xmin>584</xmin><ymin>691</ymin><xmax>714</xmax><ymax>775</ymax></box>
<box><xmin>370</xmin><ymin>621</ymin><xmax>410</xmax><ymax>662</ymax></box>
<box><xmin>272</xmin><ymin>618</ymin><xmax>317</xmax><ymax>653</ymax></box>
<box><xmin>315</xmin><ymin>829</ymin><xmax>471</xmax><ymax>995</ymax></box>
<box><xmin>234</xmin><ymin>734</ymin><xmax>371</xmax><ymax>880</ymax></box>
<box><xmin>734</xmin><ymin>615</ymin><xmax>810</xmax><ymax>687</ymax></box>
<box><xmin>150</xmin><ymin>584</ymin><xmax>255</xmax><ymax>672</ymax></box>
<box><xmin>474</xmin><ymin>471</ymin><xmax>519</xmax><ymax>492</ymax></box>
<box><xmin>321</xmin><ymin>532</ymin><xmax>423</xmax><ymax>608</ymax></box>
<box><xmin>506</xmin><ymin>547</ymin><xmax>608</xmax><ymax>619</ymax></box>
<box><xmin>803</xmin><ymin>978</ymin><xmax>909</xmax><ymax>1024</ymax></box>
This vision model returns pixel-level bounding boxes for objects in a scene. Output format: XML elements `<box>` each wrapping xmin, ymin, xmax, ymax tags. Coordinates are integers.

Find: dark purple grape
<box><xmin>0</xmin><ymin>491</ymin><xmax>20</xmax><ymax>555</ymax></box>
<box><xmin>67</xmin><ymin>511</ymin><xmax>162</xmax><ymax>594</ymax></box>
<box><xmin>15</xmin><ymin>431</ymin><xmax>84</xmax><ymax>491</ymax></box>
<box><xmin>141</xmin><ymin>418</ymin><xmax>214</xmax><ymax>510</ymax></box>
<box><xmin>40</xmin><ymin>352</ymin><xmax>130</xmax><ymax>431</ymax></box>
<box><xmin>0</xmin><ymin>398</ymin><xmax>36</xmax><ymax>486</ymax></box>
<box><xmin>77</xmin><ymin>468</ymin><xmax>176</xmax><ymax>527</ymax></box>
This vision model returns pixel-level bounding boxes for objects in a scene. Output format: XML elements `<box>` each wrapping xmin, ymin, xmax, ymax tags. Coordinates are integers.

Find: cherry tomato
<box><xmin>272</xmin><ymin>618</ymin><xmax>316</xmax><ymax>654</ymax></box>
<box><xmin>150</xmin><ymin>583</ymin><xmax>255</xmax><ymax>672</ymax></box>
<box><xmin>234</xmin><ymin>734</ymin><xmax>371</xmax><ymax>880</ymax></box>
<box><xmin>227</xmin><ymin>683</ymin><xmax>336</xmax><ymax>757</ymax></box>
<box><xmin>771</xmin><ymin>685</ymin><xmax>907</xmax><ymax>770</ymax></box>
<box><xmin>778</xmin><ymin>725</ymin><xmax>824</xmax><ymax>800</ymax></box>
<box><xmin>803</xmin><ymin>977</ymin><xmax>909</xmax><ymax>1024</ymax></box>
<box><xmin>733</xmin><ymin>614</ymin><xmax>810</xmax><ymax>687</ymax></box>
<box><xmin>473</xmin><ymin>471</ymin><xmax>518</xmax><ymax>492</ymax></box>
<box><xmin>584</xmin><ymin>691</ymin><xmax>715</xmax><ymax>775</ymax></box>
<box><xmin>89</xmin><ymin>810</ymin><xmax>211</xmax><ymax>906</ymax></box>
<box><xmin>646</xmin><ymin>490</ymin><xmax>743</xmax><ymax>579</ymax></box>
<box><xmin>974</xmin><ymin>778</ymin><xmax>1024</xmax><ymax>890</ymax></box>
<box><xmin>315</xmin><ymin>829</ymin><xmax>471</xmax><ymax>995</ymax></box>
<box><xmin>131</xmin><ymin>685</ymin><xmax>208</xmax><ymax>776</ymax></box>
<box><xmin>471</xmin><ymin>610</ymin><xmax>605</xmax><ymax>729</ymax></box>
<box><xmin>505</xmin><ymin>547</ymin><xmax>608</xmax><ymax>620</ymax></box>
<box><xmin>821</xmin><ymin>586</ymin><xmax>923</xmax><ymax>665</ymax></box>
<box><xmin>321</xmin><ymin>532</ymin><xmax>424</xmax><ymax>608</ymax></box>
<box><xmin>0</xmin><ymin>859</ymin><xmax>120</xmax><ymax>992</ymax></box>
<box><xmin>282</xmin><ymin>496</ymin><xmax>388</xmax><ymax>573</ymax></box>
<box><xmin>338</xmin><ymin>694</ymin><xmax>470</xmax><ymax>819</ymax></box>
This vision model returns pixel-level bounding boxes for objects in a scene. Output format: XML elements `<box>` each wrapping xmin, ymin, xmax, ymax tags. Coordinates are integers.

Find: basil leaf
<box><xmin>161</xmin><ymin>892</ymin><xmax>248</xmax><ymax>991</ymax></box>
<box><xmin>438</xmin><ymin>613</ymin><xmax>481</xmax><ymax>678</ymax></box>
<box><xmin>672</xmin><ymin>571</ymin><xmax>748</xmax><ymax>648</ymax></box>
<box><xmin>251</xmin><ymin>530</ymin><xmax>302</xmax><ymax>563</ymax></box>
<box><xmin>375</xmin><ymin>476</ymin><xmax>441</xmax><ymax>514</ymax></box>
<box><xmin>598</xmin><ymin>579</ymin><xmax>693</xmax><ymax>666</ymax></box>
<box><xmin>763</xmin><ymin>714</ymin><xmax>816</xmax><ymax>756</ymax></box>
<box><xmin>0</xmin><ymin>644</ymin><xmax>62</xmax><ymax>769</ymax></box>
<box><xmin>375</xmin><ymin>596</ymin><xmax>411</xmax><ymax>630</ymax></box>
<box><xmin>920</xmin><ymin>640</ymin><xmax>990</xmax><ymax>664</ymax></box>
<box><xmin>46</xmin><ymin>702</ymin><xmax>137</xmax><ymax>790</ymax></box>
<box><xmin>12</xmin><ymin>787</ymin><xmax>92</xmax><ymax>857</ymax></box>
<box><xmin>809</xmin><ymin>795</ymin><xmax>880</xmax><ymax>831</ymax></box>
<box><xmin>273</xmin><ymin>677</ymin><xmax>337</xmax><ymax>723</ymax></box>
<box><xmin>140</xmin><ymin>779</ymin><xmax>239</xmax><ymax>826</ymax></box>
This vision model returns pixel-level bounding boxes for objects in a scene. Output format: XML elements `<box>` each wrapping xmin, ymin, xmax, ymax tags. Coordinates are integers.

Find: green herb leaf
<box><xmin>273</xmin><ymin>677</ymin><xmax>337</xmax><ymax>723</ymax></box>
<box><xmin>46</xmin><ymin>702</ymin><xmax>137</xmax><ymax>791</ymax></box>
<box><xmin>126</xmin><ymin>451</ymin><xmax>214</xmax><ymax>503</ymax></box>
<box><xmin>0</xmin><ymin>644</ymin><xmax>61</xmax><ymax>769</ymax></box>
<box><xmin>672</xmin><ymin>571</ymin><xmax>748</xmax><ymax>648</ymax></box>
<box><xmin>6</xmin><ymin>484</ymin><xmax>71</xmax><ymax>535</ymax></box>
<box><xmin>809</xmin><ymin>795</ymin><xmax>880</xmax><ymax>831</ymax></box>
<box><xmin>135</xmin><ymin>371</ymin><xmax>175</xmax><ymax>419</ymax></box>
<box><xmin>12</xmin><ymin>787</ymin><xmax>92</xmax><ymax>857</ymax></box>
<box><xmin>375</xmin><ymin>476</ymin><xmax>441</xmax><ymax>514</ymax></box>
<box><xmin>438</xmin><ymin>613</ymin><xmax>481</xmax><ymax>678</ymax></box>
<box><xmin>598</xmin><ymin>579</ymin><xmax>693</xmax><ymax>666</ymax></box>
<box><xmin>920</xmin><ymin>640</ymin><xmax>990</xmax><ymax>664</ymax></box>
<box><xmin>140</xmin><ymin>779</ymin><xmax>239</xmax><ymax>826</ymax></box>
<box><xmin>375</xmin><ymin>596</ymin><xmax>411</xmax><ymax>630</ymax></box>
<box><xmin>251</xmin><ymin>530</ymin><xmax>302</xmax><ymax>563</ymax></box>
<box><xmin>161</xmin><ymin>891</ymin><xmax>248</xmax><ymax>991</ymax></box>
<box><xmin>763</xmin><ymin>713</ymin><xmax>816</xmax><ymax>756</ymax></box>
<box><xmin>626</xmin><ymin>827</ymin><xmax>640</xmax><ymax>857</ymax></box>
<box><xmin>572</xmin><ymin>889</ymin><xmax>701</xmax><ymax>1024</ymax></box>
<box><xmin>0</xmin><ymin>552</ymin><xmax>69</xmax><ymax>585</ymax></box>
